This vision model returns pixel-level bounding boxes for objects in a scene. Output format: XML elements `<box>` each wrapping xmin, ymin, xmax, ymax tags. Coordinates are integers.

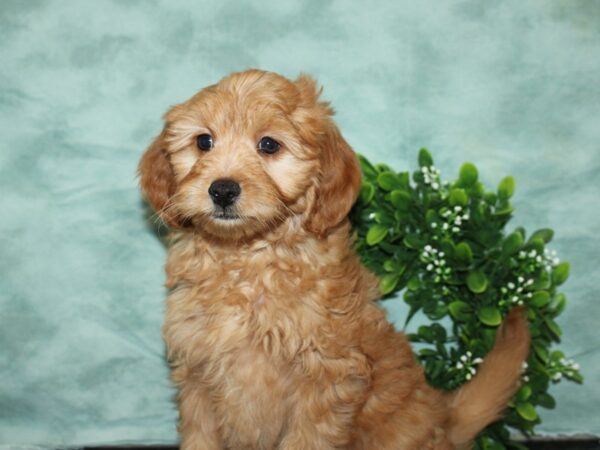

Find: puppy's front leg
<box><xmin>278</xmin><ymin>375</ymin><xmax>367</xmax><ymax>450</ymax></box>
<box><xmin>177</xmin><ymin>379</ymin><xmax>222</xmax><ymax>450</ymax></box>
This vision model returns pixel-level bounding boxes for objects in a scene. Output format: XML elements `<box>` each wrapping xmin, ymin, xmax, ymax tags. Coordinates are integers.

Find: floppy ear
<box><xmin>304</xmin><ymin>122</ymin><xmax>362</xmax><ymax>237</ymax></box>
<box><xmin>138</xmin><ymin>129</ymin><xmax>183</xmax><ymax>228</ymax></box>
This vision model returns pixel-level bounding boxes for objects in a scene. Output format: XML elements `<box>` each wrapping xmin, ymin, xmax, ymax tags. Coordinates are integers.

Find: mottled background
<box><xmin>1</xmin><ymin>0</ymin><xmax>599</xmax><ymax>447</ymax></box>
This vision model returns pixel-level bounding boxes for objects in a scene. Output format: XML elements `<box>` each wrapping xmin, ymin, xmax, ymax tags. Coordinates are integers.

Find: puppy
<box><xmin>139</xmin><ymin>69</ymin><xmax>530</xmax><ymax>450</ymax></box>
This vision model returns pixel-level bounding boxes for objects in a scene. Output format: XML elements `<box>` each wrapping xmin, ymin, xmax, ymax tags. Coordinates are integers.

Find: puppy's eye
<box><xmin>257</xmin><ymin>137</ymin><xmax>281</xmax><ymax>155</ymax></box>
<box><xmin>196</xmin><ymin>134</ymin><xmax>213</xmax><ymax>151</ymax></box>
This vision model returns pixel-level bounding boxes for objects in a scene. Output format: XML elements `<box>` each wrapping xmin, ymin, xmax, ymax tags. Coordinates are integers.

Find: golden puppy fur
<box><xmin>139</xmin><ymin>69</ymin><xmax>530</xmax><ymax>450</ymax></box>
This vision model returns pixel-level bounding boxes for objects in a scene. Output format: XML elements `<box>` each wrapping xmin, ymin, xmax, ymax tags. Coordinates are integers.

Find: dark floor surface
<box><xmin>81</xmin><ymin>440</ymin><xmax>600</xmax><ymax>450</ymax></box>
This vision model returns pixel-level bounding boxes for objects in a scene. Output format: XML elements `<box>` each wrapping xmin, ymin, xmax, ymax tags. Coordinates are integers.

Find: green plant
<box><xmin>351</xmin><ymin>148</ymin><xmax>582</xmax><ymax>450</ymax></box>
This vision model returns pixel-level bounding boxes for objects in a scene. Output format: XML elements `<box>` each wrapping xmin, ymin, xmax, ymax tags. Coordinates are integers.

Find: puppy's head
<box><xmin>139</xmin><ymin>70</ymin><xmax>361</xmax><ymax>240</ymax></box>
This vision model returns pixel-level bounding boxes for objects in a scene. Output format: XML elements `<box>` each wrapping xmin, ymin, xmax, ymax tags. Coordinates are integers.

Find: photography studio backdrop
<box><xmin>1</xmin><ymin>0</ymin><xmax>599</xmax><ymax>447</ymax></box>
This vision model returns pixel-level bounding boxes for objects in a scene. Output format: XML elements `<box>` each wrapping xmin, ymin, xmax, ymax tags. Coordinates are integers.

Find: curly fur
<box><xmin>138</xmin><ymin>69</ymin><xmax>530</xmax><ymax>450</ymax></box>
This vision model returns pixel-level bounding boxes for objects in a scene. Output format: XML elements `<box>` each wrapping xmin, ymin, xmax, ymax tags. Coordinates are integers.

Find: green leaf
<box><xmin>548</xmin><ymin>293</ymin><xmax>567</xmax><ymax>314</ymax></box>
<box><xmin>531</xmin><ymin>291</ymin><xmax>551</xmax><ymax>308</ymax></box>
<box><xmin>516</xmin><ymin>384</ymin><xmax>532</xmax><ymax>402</ymax></box>
<box><xmin>379</xmin><ymin>273</ymin><xmax>400</xmax><ymax>295</ymax></box>
<box><xmin>403</xmin><ymin>234</ymin><xmax>422</xmax><ymax>249</ymax></box>
<box><xmin>359</xmin><ymin>182</ymin><xmax>375</xmax><ymax>204</ymax></box>
<box><xmin>375</xmin><ymin>163</ymin><xmax>392</xmax><ymax>173</ymax></box>
<box><xmin>533</xmin><ymin>341</ymin><xmax>549</xmax><ymax>362</ymax></box>
<box><xmin>478</xmin><ymin>306</ymin><xmax>502</xmax><ymax>326</ymax></box>
<box><xmin>544</xmin><ymin>317</ymin><xmax>562</xmax><ymax>338</ymax></box>
<box><xmin>516</xmin><ymin>402</ymin><xmax>538</xmax><ymax>421</ymax></box>
<box><xmin>438</xmin><ymin>238</ymin><xmax>455</xmax><ymax>258</ymax></box>
<box><xmin>377</xmin><ymin>172</ymin><xmax>403</xmax><ymax>191</ymax></box>
<box><xmin>494</xmin><ymin>201</ymin><xmax>513</xmax><ymax>216</ymax></box>
<box><xmin>449</xmin><ymin>301</ymin><xmax>471</xmax><ymax>321</ymax></box>
<box><xmin>397</xmin><ymin>172</ymin><xmax>410</xmax><ymax>189</ymax></box>
<box><xmin>527</xmin><ymin>238</ymin><xmax>545</xmax><ymax>255</ymax></box>
<box><xmin>425</xmin><ymin>209</ymin><xmax>438</xmax><ymax>225</ymax></box>
<box><xmin>418</xmin><ymin>325</ymin><xmax>434</xmax><ymax>342</ymax></box>
<box><xmin>502</xmin><ymin>232</ymin><xmax>524</xmax><ymax>256</ymax></box>
<box><xmin>366</xmin><ymin>224</ymin><xmax>388</xmax><ymax>246</ymax></box>
<box><xmin>566</xmin><ymin>370</ymin><xmax>584</xmax><ymax>384</ymax></box>
<box><xmin>552</xmin><ymin>262</ymin><xmax>570</xmax><ymax>286</ymax></box>
<box><xmin>428</xmin><ymin>302</ymin><xmax>448</xmax><ymax>320</ymax></box>
<box><xmin>418</xmin><ymin>148</ymin><xmax>434</xmax><ymax>167</ymax></box>
<box><xmin>390</xmin><ymin>190</ymin><xmax>411</xmax><ymax>211</ymax></box>
<box><xmin>455</xmin><ymin>242</ymin><xmax>473</xmax><ymax>263</ymax></box>
<box><xmin>383</xmin><ymin>260</ymin><xmax>396</xmax><ymax>272</ymax></box>
<box><xmin>484</xmin><ymin>192</ymin><xmax>497</xmax><ymax>205</ymax></box>
<box><xmin>536</xmin><ymin>393</ymin><xmax>556</xmax><ymax>410</ymax></box>
<box><xmin>458</xmin><ymin>162</ymin><xmax>478</xmax><ymax>187</ymax></box>
<box><xmin>357</xmin><ymin>154</ymin><xmax>378</xmax><ymax>179</ymax></box>
<box><xmin>498</xmin><ymin>176</ymin><xmax>515</xmax><ymax>199</ymax></box>
<box><xmin>419</xmin><ymin>348</ymin><xmax>438</xmax><ymax>357</ymax></box>
<box><xmin>407</xmin><ymin>277</ymin><xmax>421</xmax><ymax>291</ymax></box>
<box><xmin>531</xmin><ymin>270</ymin><xmax>551</xmax><ymax>290</ymax></box>
<box><xmin>529</xmin><ymin>228</ymin><xmax>554</xmax><ymax>244</ymax></box>
<box><xmin>467</xmin><ymin>271</ymin><xmax>489</xmax><ymax>294</ymax></box>
<box><xmin>449</xmin><ymin>188</ymin><xmax>469</xmax><ymax>207</ymax></box>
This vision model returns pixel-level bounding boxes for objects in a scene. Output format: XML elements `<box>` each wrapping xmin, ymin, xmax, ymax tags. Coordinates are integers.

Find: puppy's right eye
<box><xmin>196</xmin><ymin>134</ymin><xmax>213</xmax><ymax>151</ymax></box>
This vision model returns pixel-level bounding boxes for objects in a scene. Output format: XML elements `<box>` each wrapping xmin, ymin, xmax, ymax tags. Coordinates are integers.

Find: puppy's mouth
<box><xmin>212</xmin><ymin>208</ymin><xmax>241</xmax><ymax>221</ymax></box>
<box><xmin>213</xmin><ymin>213</ymin><xmax>240</xmax><ymax>221</ymax></box>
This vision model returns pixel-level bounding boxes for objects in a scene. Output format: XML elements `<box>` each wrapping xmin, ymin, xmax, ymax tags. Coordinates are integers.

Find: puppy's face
<box><xmin>139</xmin><ymin>70</ymin><xmax>361</xmax><ymax>240</ymax></box>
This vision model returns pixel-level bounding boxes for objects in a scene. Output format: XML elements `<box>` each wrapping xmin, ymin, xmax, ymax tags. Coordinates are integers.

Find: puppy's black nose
<box><xmin>208</xmin><ymin>179</ymin><xmax>241</xmax><ymax>208</ymax></box>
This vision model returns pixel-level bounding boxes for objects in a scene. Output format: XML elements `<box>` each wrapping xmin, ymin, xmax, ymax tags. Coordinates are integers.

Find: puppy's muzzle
<box><xmin>209</xmin><ymin>179</ymin><xmax>241</xmax><ymax>208</ymax></box>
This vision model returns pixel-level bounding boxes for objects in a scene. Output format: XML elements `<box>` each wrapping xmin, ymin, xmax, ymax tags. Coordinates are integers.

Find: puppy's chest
<box><xmin>186</xmin><ymin>274</ymin><xmax>315</xmax><ymax>362</ymax></box>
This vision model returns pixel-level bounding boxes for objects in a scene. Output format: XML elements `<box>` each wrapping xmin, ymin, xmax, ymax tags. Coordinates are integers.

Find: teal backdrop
<box><xmin>1</xmin><ymin>0</ymin><xmax>599</xmax><ymax>447</ymax></box>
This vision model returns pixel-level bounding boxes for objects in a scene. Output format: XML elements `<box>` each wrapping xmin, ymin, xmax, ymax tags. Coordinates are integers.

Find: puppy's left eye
<box><xmin>196</xmin><ymin>134</ymin><xmax>214</xmax><ymax>151</ymax></box>
<box><xmin>257</xmin><ymin>137</ymin><xmax>281</xmax><ymax>155</ymax></box>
